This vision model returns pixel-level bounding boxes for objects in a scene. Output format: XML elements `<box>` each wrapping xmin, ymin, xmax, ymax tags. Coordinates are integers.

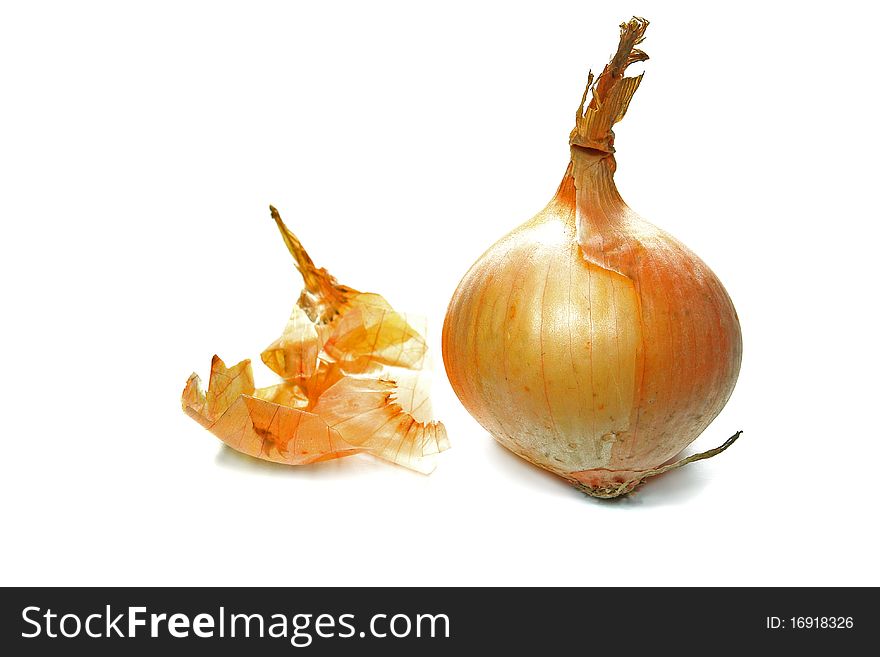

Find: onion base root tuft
<box><xmin>573</xmin><ymin>431</ymin><xmax>743</xmax><ymax>499</ymax></box>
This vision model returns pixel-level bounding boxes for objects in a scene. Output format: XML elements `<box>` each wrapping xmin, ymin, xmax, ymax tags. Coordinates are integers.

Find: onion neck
<box><xmin>560</xmin><ymin>16</ymin><xmax>648</xmax><ymax>228</ymax></box>
<box><xmin>270</xmin><ymin>205</ymin><xmax>356</xmax><ymax>324</ymax></box>
<box><xmin>569</xmin><ymin>146</ymin><xmax>622</xmax><ymax>204</ymax></box>
<box><xmin>557</xmin><ymin>147</ymin><xmax>628</xmax><ymax>230</ymax></box>
<box><xmin>553</xmin><ymin>146</ymin><xmax>635</xmax><ymax>276</ymax></box>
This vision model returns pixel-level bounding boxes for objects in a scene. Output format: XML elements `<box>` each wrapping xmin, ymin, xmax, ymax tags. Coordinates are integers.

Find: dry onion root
<box><xmin>442</xmin><ymin>17</ymin><xmax>742</xmax><ymax>498</ymax></box>
<box><xmin>182</xmin><ymin>207</ymin><xmax>449</xmax><ymax>474</ymax></box>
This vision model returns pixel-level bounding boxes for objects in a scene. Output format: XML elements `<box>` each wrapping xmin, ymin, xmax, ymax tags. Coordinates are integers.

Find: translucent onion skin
<box><xmin>442</xmin><ymin>18</ymin><xmax>742</xmax><ymax>497</ymax></box>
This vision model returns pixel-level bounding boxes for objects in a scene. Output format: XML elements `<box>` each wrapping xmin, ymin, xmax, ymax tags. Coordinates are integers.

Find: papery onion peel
<box><xmin>182</xmin><ymin>207</ymin><xmax>449</xmax><ymax>474</ymax></box>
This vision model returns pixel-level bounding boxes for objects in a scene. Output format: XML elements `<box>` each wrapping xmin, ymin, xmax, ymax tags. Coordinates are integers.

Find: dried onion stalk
<box><xmin>182</xmin><ymin>207</ymin><xmax>449</xmax><ymax>474</ymax></box>
<box><xmin>442</xmin><ymin>17</ymin><xmax>742</xmax><ymax>497</ymax></box>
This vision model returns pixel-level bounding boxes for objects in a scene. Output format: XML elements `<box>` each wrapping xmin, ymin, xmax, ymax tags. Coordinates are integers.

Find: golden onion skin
<box><xmin>442</xmin><ymin>147</ymin><xmax>742</xmax><ymax>496</ymax></box>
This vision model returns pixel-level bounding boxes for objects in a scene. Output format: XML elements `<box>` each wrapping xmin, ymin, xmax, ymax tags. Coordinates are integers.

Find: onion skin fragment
<box><xmin>323</xmin><ymin>293</ymin><xmax>428</xmax><ymax>372</ymax></box>
<box><xmin>182</xmin><ymin>208</ymin><xmax>448</xmax><ymax>474</ymax></box>
<box><xmin>182</xmin><ymin>357</ymin><xmax>361</xmax><ymax>465</ymax></box>
<box><xmin>312</xmin><ymin>377</ymin><xmax>449</xmax><ymax>474</ymax></box>
<box><xmin>261</xmin><ymin>305</ymin><xmax>324</xmax><ymax>381</ymax></box>
<box><xmin>182</xmin><ymin>356</ymin><xmax>447</xmax><ymax>471</ymax></box>
<box><xmin>442</xmin><ymin>17</ymin><xmax>742</xmax><ymax>498</ymax></box>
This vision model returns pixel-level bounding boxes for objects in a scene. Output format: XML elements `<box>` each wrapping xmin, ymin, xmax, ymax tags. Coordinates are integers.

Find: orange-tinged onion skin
<box><xmin>443</xmin><ymin>149</ymin><xmax>741</xmax><ymax>495</ymax></box>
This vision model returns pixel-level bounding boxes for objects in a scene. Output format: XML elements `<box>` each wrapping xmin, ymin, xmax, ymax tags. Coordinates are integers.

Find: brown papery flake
<box><xmin>181</xmin><ymin>207</ymin><xmax>448</xmax><ymax>474</ymax></box>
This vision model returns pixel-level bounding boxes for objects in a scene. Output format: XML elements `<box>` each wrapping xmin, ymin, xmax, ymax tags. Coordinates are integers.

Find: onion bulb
<box><xmin>442</xmin><ymin>17</ymin><xmax>742</xmax><ymax>498</ymax></box>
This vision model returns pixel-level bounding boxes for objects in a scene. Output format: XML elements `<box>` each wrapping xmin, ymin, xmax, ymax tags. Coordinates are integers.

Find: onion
<box><xmin>442</xmin><ymin>17</ymin><xmax>742</xmax><ymax>498</ymax></box>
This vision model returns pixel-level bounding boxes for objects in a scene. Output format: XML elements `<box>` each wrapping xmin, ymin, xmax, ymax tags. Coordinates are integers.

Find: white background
<box><xmin>2</xmin><ymin>1</ymin><xmax>878</xmax><ymax>587</ymax></box>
